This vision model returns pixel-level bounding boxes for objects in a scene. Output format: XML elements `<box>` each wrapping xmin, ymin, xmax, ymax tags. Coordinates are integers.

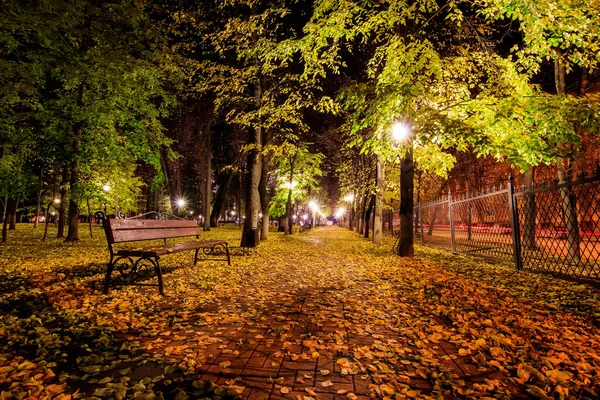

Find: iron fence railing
<box><xmin>383</xmin><ymin>171</ymin><xmax>600</xmax><ymax>284</ymax></box>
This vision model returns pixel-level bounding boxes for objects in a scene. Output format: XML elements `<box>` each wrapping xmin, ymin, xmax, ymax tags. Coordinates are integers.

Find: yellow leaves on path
<box><xmin>1</xmin><ymin>225</ymin><xmax>600</xmax><ymax>399</ymax></box>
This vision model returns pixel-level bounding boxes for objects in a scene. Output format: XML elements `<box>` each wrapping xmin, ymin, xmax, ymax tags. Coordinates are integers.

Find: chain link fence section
<box><xmin>382</xmin><ymin>171</ymin><xmax>600</xmax><ymax>285</ymax></box>
<box><xmin>515</xmin><ymin>173</ymin><xmax>600</xmax><ymax>281</ymax></box>
<box><xmin>450</xmin><ymin>189</ymin><xmax>514</xmax><ymax>262</ymax></box>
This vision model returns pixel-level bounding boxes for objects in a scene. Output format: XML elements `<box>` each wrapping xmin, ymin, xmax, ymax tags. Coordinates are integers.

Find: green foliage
<box><xmin>476</xmin><ymin>0</ymin><xmax>600</xmax><ymax>73</ymax></box>
<box><xmin>269</xmin><ymin>143</ymin><xmax>324</xmax><ymax>217</ymax></box>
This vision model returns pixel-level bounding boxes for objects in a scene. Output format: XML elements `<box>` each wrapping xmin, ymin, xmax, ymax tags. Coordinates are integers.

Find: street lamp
<box><xmin>391</xmin><ymin>121</ymin><xmax>414</xmax><ymax>257</ymax></box>
<box><xmin>392</xmin><ymin>122</ymin><xmax>411</xmax><ymax>143</ymax></box>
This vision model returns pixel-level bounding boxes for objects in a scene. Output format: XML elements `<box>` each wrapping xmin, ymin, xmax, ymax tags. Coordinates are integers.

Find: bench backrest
<box><xmin>105</xmin><ymin>218</ymin><xmax>199</xmax><ymax>245</ymax></box>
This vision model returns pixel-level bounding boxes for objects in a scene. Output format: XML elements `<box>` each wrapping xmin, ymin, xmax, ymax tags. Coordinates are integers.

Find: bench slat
<box><xmin>111</xmin><ymin>227</ymin><xmax>200</xmax><ymax>243</ymax></box>
<box><xmin>110</xmin><ymin>219</ymin><xmax>198</xmax><ymax>230</ymax></box>
<box><xmin>116</xmin><ymin>240</ymin><xmax>227</xmax><ymax>257</ymax></box>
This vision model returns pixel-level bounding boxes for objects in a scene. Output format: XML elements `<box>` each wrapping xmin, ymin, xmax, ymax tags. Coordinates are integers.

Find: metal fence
<box><xmin>383</xmin><ymin>172</ymin><xmax>600</xmax><ymax>284</ymax></box>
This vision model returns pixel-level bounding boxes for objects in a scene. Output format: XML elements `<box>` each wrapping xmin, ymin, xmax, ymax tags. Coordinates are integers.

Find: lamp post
<box><xmin>392</xmin><ymin>121</ymin><xmax>414</xmax><ymax>257</ymax></box>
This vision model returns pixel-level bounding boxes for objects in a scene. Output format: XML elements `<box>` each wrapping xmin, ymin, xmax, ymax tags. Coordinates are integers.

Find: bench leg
<box><xmin>194</xmin><ymin>248</ymin><xmax>200</xmax><ymax>265</ymax></box>
<box><xmin>154</xmin><ymin>257</ymin><xmax>164</xmax><ymax>295</ymax></box>
<box><xmin>225</xmin><ymin>243</ymin><xmax>231</xmax><ymax>266</ymax></box>
<box><xmin>104</xmin><ymin>255</ymin><xmax>114</xmax><ymax>294</ymax></box>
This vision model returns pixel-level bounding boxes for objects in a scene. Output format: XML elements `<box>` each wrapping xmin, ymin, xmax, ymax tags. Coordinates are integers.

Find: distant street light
<box><xmin>102</xmin><ymin>184</ymin><xmax>111</xmax><ymax>193</ymax></box>
<box><xmin>176</xmin><ymin>198</ymin><xmax>186</xmax><ymax>208</ymax></box>
<box><xmin>53</xmin><ymin>198</ymin><xmax>61</xmax><ymax>204</ymax></box>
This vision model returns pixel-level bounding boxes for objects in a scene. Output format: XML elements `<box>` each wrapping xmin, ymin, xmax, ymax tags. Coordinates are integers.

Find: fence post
<box><xmin>448</xmin><ymin>191</ymin><xmax>456</xmax><ymax>253</ymax></box>
<box><xmin>419</xmin><ymin>199</ymin><xmax>424</xmax><ymax>245</ymax></box>
<box><xmin>507</xmin><ymin>175</ymin><xmax>523</xmax><ymax>270</ymax></box>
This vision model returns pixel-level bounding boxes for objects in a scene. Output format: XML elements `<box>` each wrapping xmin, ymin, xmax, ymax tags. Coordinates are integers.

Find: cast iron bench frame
<box><xmin>102</xmin><ymin>213</ymin><xmax>230</xmax><ymax>295</ymax></box>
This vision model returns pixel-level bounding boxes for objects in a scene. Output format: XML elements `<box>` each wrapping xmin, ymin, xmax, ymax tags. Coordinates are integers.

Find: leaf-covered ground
<box><xmin>1</xmin><ymin>225</ymin><xmax>599</xmax><ymax>400</ymax></box>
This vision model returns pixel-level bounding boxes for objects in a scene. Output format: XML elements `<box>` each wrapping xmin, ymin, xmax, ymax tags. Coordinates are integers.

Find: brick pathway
<box><xmin>4</xmin><ymin>225</ymin><xmax>599</xmax><ymax>399</ymax></box>
<box><xmin>110</xmin><ymin>227</ymin><xmax>512</xmax><ymax>400</ymax></box>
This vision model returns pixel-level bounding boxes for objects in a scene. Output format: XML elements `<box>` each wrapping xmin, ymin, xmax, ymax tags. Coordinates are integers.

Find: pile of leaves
<box><xmin>1</xmin><ymin>225</ymin><xmax>599</xmax><ymax>399</ymax></box>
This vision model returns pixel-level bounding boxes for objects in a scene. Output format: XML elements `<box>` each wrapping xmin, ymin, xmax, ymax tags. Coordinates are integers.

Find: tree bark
<box><xmin>554</xmin><ymin>50</ymin><xmax>580</xmax><ymax>261</ymax></box>
<box><xmin>363</xmin><ymin>195</ymin><xmax>374</xmax><ymax>239</ymax></box>
<box><xmin>57</xmin><ymin>168</ymin><xmax>68</xmax><ymax>238</ymax></box>
<box><xmin>65</xmin><ymin>134</ymin><xmax>81</xmax><ymax>242</ymax></box>
<box><xmin>34</xmin><ymin>167</ymin><xmax>44</xmax><ymax>228</ymax></box>
<box><xmin>1</xmin><ymin>208</ymin><xmax>8</xmax><ymax>244</ymax></box>
<box><xmin>87</xmin><ymin>197</ymin><xmax>93</xmax><ymax>238</ymax></box>
<box><xmin>522</xmin><ymin>167</ymin><xmax>537</xmax><ymax>249</ymax></box>
<box><xmin>373</xmin><ymin>158</ymin><xmax>384</xmax><ymax>244</ymax></box>
<box><xmin>210</xmin><ymin>171</ymin><xmax>233</xmax><ymax>227</ymax></box>
<box><xmin>427</xmin><ymin>180</ymin><xmax>448</xmax><ymax>235</ymax></box>
<box><xmin>203</xmin><ymin>127</ymin><xmax>212</xmax><ymax>231</ymax></box>
<box><xmin>259</xmin><ymin>134</ymin><xmax>271</xmax><ymax>240</ymax></box>
<box><xmin>397</xmin><ymin>146</ymin><xmax>414</xmax><ymax>257</ymax></box>
<box><xmin>241</xmin><ymin>125</ymin><xmax>262</xmax><ymax>247</ymax></box>
<box><xmin>357</xmin><ymin>194</ymin><xmax>367</xmax><ymax>235</ymax></box>
<box><xmin>285</xmin><ymin>153</ymin><xmax>297</xmax><ymax>235</ymax></box>
<box><xmin>8</xmin><ymin>198</ymin><xmax>18</xmax><ymax>230</ymax></box>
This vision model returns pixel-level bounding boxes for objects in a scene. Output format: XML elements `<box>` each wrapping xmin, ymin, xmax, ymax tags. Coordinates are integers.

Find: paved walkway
<box><xmin>1</xmin><ymin>225</ymin><xmax>599</xmax><ymax>399</ymax></box>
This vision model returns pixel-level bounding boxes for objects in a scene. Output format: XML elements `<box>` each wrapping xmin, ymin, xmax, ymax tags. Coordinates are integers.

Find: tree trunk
<box><xmin>397</xmin><ymin>146</ymin><xmax>414</xmax><ymax>257</ymax></box>
<box><xmin>87</xmin><ymin>197</ymin><xmax>93</xmax><ymax>238</ymax></box>
<box><xmin>259</xmin><ymin>138</ymin><xmax>270</xmax><ymax>240</ymax></box>
<box><xmin>557</xmin><ymin>161</ymin><xmax>580</xmax><ymax>260</ymax></box>
<box><xmin>2</xmin><ymin>195</ymin><xmax>7</xmax><ymax>225</ymax></box>
<box><xmin>66</xmin><ymin>139</ymin><xmax>81</xmax><ymax>242</ymax></box>
<box><xmin>554</xmin><ymin>50</ymin><xmax>580</xmax><ymax>261</ymax></box>
<box><xmin>357</xmin><ymin>194</ymin><xmax>367</xmax><ymax>235</ymax></box>
<box><xmin>203</xmin><ymin>127</ymin><xmax>212</xmax><ymax>231</ymax></box>
<box><xmin>285</xmin><ymin>154</ymin><xmax>296</xmax><ymax>235</ymax></box>
<box><xmin>1</xmin><ymin>195</ymin><xmax>7</xmax><ymax>243</ymax></box>
<box><xmin>427</xmin><ymin>181</ymin><xmax>448</xmax><ymax>235</ymax></box>
<box><xmin>241</xmin><ymin>126</ymin><xmax>262</xmax><ymax>247</ymax></box>
<box><xmin>363</xmin><ymin>195</ymin><xmax>374</xmax><ymax>239</ymax></box>
<box><xmin>237</xmin><ymin>169</ymin><xmax>243</xmax><ymax>226</ymax></box>
<box><xmin>1</xmin><ymin>208</ymin><xmax>8</xmax><ymax>243</ymax></box>
<box><xmin>522</xmin><ymin>167</ymin><xmax>537</xmax><ymax>249</ymax></box>
<box><xmin>8</xmin><ymin>198</ymin><xmax>18</xmax><ymax>230</ymax></box>
<box><xmin>57</xmin><ymin>168</ymin><xmax>68</xmax><ymax>238</ymax></box>
<box><xmin>43</xmin><ymin>182</ymin><xmax>57</xmax><ymax>242</ymax></box>
<box><xmin>373</xmin><ymin>158</ymin><xmax>384</xmax><ymax>244</ymax></box>
<box><xmin>210</xmin><ymin>171</ymin><xmax>233</xmax><ymax>227</ymax></box>
<box><xmin>34</xmin><ymin>168</ymin><xmax>44</xmax><ymax>228</ymax></box>
<box><xmin>467</xmin><ymin>171</ymin><xmax>472</xmax><ymax>241</ymax></box>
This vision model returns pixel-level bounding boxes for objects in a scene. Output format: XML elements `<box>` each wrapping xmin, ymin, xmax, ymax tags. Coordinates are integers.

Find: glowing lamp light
<box><xmin>302</xmin><ymin>214</ymin><xmax>308</xmax><ymax>220</ymax></box>
<box><xmin>259</xmin><ymin>212</ymin><xmax>263</xmax><ymax>218</ymax></box>
<box><xmin>391</xmin><ymin>122</ymin><xmax>411</xmax><ymax>143</ymax></box>
<box><xmin>50</xmin><ymin>211</ymin><xmax>55</xmax><ymax>216</ymax></box>
<box><xmin>335</xmin><ymin>207</ymin><xmax>346</xmax><ymax>218</ymax></box>
<box><xmin>343</xmin><ymin>194</ymin><xmax>354</xmax><ymax>203</ymax></box>
<box><xmin>189</xmin><ymin>210</ymin><xmax>194</xmax><ymax>215</ymax></box>
<box><xmin>230</xmin><ymin>210</ymin><xmax>236</xmax><ymax>216</ymax></box>
<box><xmin>53</xmin><ymin>198</ymin><xmax>61</xmax><ymax>204</ymax></box>
<box><xmin>292</xmin><ymin>215</ymin><xmax>297</xmax><ymax>220</ymax></box>
<box><xmin>175</xmin><ymin>198</ymin><xmax>186</xmax><ymax>208</ymax></box>
<box><xmin>102</xmin><ymin>184</ymin><xmax>111</xmax><ymax>193</ymax></box>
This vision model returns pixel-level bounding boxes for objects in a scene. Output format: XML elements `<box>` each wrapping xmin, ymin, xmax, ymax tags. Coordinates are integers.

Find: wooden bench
<box><xmin>103</xmin><ymin>218</ymin><xmax>230</xmax><ymax>295</ymax></box>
